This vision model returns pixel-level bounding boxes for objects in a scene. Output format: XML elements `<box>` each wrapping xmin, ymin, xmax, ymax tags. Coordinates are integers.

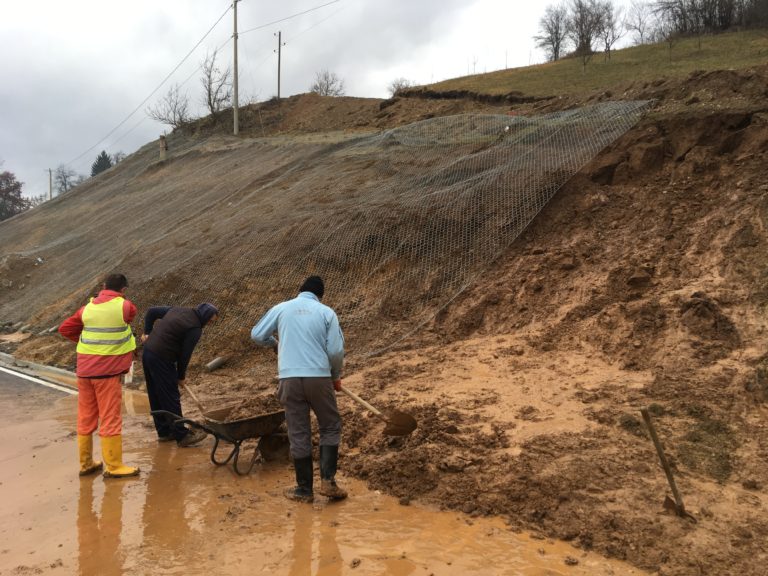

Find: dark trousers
<box><xmin>143</xmin><ymin>347</ymin><xmax>187</xmax><ymax>441</ymax></box>
<box><xmin>277</xmin><ymin>377</ymin><xmax>341</xmax><ymax>460</ymax></box>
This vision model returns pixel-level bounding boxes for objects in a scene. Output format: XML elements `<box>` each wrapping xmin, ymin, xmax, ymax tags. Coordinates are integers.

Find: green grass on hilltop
<box><xmin>427</xmin><ymin>29</ymin><xmax>768</xmax><ymax>97</ymax></box>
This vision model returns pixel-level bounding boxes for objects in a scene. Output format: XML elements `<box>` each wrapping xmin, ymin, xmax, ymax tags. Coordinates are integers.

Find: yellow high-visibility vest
<box><xmin>76</xmin><ymin>297</ymin><xmax>136</xmax><ymax>356</ymax></box>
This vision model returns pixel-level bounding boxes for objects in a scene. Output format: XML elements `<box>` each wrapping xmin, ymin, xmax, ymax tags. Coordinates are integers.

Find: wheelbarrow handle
<box><xmin>176</xmin><ymin>417</ymin><xmax>218</xmax><ymax>436</ymax></box>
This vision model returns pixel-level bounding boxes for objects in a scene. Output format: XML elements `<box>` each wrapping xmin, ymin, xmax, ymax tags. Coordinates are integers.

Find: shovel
<box><xmin>339</xmin><ymin>384</ymin><xmax>417</xmax><ymax>436</ymax></box>
<box><xmin>181</xmin><ymin>381</ymin><xmax>248</xmax><ymax>423</ymax></box>
<box><xmin>181</xmin><ymin>381</ymin><xmax>208</xmax><ymax>413</ymax></box>
<box><xmin>180</xmin><ymin>381</ymin><xmax>224</xmax><ymax>423</ymax></box>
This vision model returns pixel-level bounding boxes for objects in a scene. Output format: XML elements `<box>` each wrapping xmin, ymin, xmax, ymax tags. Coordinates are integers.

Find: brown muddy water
<box><xmin>0</xmin><ymin>371</ymin><xmax>646</xmax><ymax>575</ymax></box>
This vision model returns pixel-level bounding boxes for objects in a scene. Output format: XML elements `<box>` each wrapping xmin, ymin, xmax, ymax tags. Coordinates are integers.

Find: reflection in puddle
<box><xmin>122</xmin><ymin>389</ymin><xmax>151</xmax><ymax>416</ymax></box>
<box><xmin>0</xmin><ymin>379</ymin><xmax>645</xmax><ymax>576</ymax></box>
<box><xmin>77</xmin><ymin>478</ymin><xmax>126</xmax><ymax>576</ymax></box>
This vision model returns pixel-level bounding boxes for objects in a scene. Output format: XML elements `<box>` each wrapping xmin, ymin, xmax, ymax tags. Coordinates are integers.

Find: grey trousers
<box><xmin>277</xmin><ymin>377</ymin><xmax>341</xmax><ymax>459</ymax></box>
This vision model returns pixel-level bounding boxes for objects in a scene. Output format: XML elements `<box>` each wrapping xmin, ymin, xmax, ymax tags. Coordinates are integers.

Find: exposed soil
<box><xmin>2</xmin><ymin>64</ymin><xmax>768</xmax><ymax>575</ymax></box>
<box><xmin>225</xmin><ymin>393</ymin><xmax>282</xmax><ymax>421</ymax></box>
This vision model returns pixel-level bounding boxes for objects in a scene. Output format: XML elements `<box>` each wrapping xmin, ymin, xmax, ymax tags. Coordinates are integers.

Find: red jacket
<box><xmin>59</xmin><ymin>290</ymin><xmax>137</xmax><ymax>377</ymax></box>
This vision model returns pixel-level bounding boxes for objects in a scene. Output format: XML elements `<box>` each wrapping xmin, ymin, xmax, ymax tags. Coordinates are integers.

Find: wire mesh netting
<box><xmin>0</xmin><ymin>100</ymin><xmax>652</xmax><ymax>364</ymax></box>
<box><xmin>178</xmin><ymin>100</ymin><xmax>652</xmax><ymax>358</ymax></box>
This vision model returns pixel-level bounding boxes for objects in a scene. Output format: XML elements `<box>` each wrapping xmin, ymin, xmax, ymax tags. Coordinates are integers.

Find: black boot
<box><xmin>318</xmin><ymin>445</ymin><xmax>347</xmax><ymax>500</ymax></box>
<box><xmin>284</xmin><ymin>456</ymin><xmax>314</xmax><ymax>503</ymax></box>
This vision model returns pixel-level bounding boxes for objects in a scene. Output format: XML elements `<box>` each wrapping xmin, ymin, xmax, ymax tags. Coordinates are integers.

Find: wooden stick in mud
<box><xmin>640</xmin><ymin>408</ymin><xmax>687</xmax><ymax>517</ymax></box>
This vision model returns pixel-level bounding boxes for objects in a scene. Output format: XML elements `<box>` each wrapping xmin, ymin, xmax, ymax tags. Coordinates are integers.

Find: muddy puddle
<box><xmin>0</xmin><ymin>372</ymin><xmax>646</xmax><ymax>575</ymax></box>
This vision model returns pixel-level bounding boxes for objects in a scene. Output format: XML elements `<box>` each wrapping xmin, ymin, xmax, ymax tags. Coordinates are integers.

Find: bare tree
<box><xmin>535</xmin><ymin>3</ymin><xmax>570</xmax><ymax>61</ymax></box>
<box><xmin>388</xmin><ymin>77</ymin><xmax>414</xmax><ymax>97</ymax></box>
<box><xmin>626</xmin><ymin>0</ymin><xmax>654</xmax><ymax>43</ymax></box>
<box><xmin>598</xmin><ymin>0</ymin><xmax>625</xmax><ymax>60</ymax></box>
<box><xmin>567</xmin><ymin>0</ymin><xmax>605</xmax><ymax>70</ymax></box>
<box><xmin>54</xmin><ymin>165</ymin><xmax>80</xmax><ymax>195</ymax></box>
<box><xmin>111</xmin><ymin>151</ymin><xmax>126</xmax><ymax>165</ymax></box>
<box><xmin>568</xmin><ymin>0</ymin><xmax>604</xmax><ymax>53</ymax></box>
<box><xmin>653</xmin><ymin>0</ymin><xmax>745</xmax><ymax>35</ymax></box>
<box><xmin>310</xmin><ymin>70</ymin><xmax>345</xmax><ymax>97</ymax></box>
<box><xmin>28</xmin><ymin>193</ymin><xmax>48</xmax><ymax>208</ymax></box>
<box><xmin>653</xmin><ymin>1</ymin><xmax>692</xmax><ymax>34</ymax></box>
<box><xmin>741</xmin><ymin>0</ymin><xmax>768</xmax><ymax>26</ymax></box>
<box><xmin>653</xmin><ymin>8</ymin><xmax>681</xmax><ymax>60</ymax></box>
<box><xmin>146</xmin><ymin>84</ymin><xmax>191</xmax><ymax>128</ymax></box>
<box><xmin>200</xmin><ymin>49</ymin><xmax>232</xmax><ymax>116</ymax></box>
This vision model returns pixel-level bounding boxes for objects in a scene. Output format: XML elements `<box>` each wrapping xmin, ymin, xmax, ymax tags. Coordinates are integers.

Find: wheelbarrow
<box><xmin>151</xmin><ymin>404</ymin><xmax>286</xmax><ymax>475</ymax></box>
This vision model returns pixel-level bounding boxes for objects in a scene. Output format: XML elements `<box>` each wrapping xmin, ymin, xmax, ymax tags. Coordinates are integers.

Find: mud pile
<box><xmin>225</xmin><ymin>394</ymin><xmax>282</xmax><ymax>421</ymax></box>
<box><xmin>333</xmin><ymin>73</ymin><xmax>768</xmax><ymax>574</ymax></box>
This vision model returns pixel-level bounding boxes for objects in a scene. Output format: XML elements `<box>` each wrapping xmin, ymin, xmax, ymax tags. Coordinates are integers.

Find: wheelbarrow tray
<box><xmin>202</xmin><ymin>404</ymin><xmax>285</xmax><ymax>443</ymax></box>
<box><xmin>150</xmin><ymin>404</ymin><xmax>286</xmax><ymax>475</ymax></box>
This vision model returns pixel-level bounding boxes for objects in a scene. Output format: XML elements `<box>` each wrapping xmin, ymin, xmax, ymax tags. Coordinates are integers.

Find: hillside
<box><xmin>422</xmin><ymin>29</ymin><xmax>768</xmax><ymax>99</ymax></box>
<box><xmin>2</xmin><ymin>37</ymin><xmax>768</xmax><ymax>575</ymax></box>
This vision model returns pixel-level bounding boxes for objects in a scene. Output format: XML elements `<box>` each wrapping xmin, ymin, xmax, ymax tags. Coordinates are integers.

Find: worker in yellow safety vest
<box><xmin>59</xmin><ymin>273</ymin><xmax>139</xmax><ymax>478</ymax></box>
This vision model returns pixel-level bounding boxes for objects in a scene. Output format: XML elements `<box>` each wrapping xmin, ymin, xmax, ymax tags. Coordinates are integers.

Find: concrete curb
<box><xmin>0</xmin><ymin>352</ymin><xmax>78</xmax><ymax>391</ymax></box>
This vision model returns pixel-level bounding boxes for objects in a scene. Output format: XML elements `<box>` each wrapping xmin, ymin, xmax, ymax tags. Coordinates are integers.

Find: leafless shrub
<box><xmin>310</xmin><ymin>70</ymin><xmax>345</xmax><ymax>97</ymax></box>
<box><xmin>200</xmin><ymin>49</ymin><xmax>232</xmax><ymax>115</ymax></box>
<box><xmin>146</xmin><ymin>84</ymin><xmax>191</xmax><ymax>128</ymax></box>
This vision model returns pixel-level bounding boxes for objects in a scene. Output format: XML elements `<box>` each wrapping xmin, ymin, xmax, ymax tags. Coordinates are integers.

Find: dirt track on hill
<box><xmin>3</xmin><ymin>65</ymin><xmax>768</xmax><ymax>575</ymax></box>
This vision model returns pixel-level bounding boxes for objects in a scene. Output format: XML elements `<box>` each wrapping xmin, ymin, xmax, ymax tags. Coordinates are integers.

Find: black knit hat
<box><xmin>196</xmin><ymin>302</ymin><xmax>219</xmax><ymax>326</ymax></box>
<box><xmin>299</xmin><ymin>276</ymin><xmax>324</xmax><ymax>299</ymax></box>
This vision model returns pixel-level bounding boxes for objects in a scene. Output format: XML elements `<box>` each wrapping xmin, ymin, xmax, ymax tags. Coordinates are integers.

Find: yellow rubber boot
<box><xmin>101</xmin><ymin>435</ymin><xmax>140</xmax><ymax>478</ymax></box>
<box><xmin>77</xmin><ymin>434</ymin><xmax>103</xmax><ymax>476</ymax></box>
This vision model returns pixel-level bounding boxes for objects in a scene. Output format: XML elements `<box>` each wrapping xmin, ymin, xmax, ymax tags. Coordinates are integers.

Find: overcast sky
<box><xmin>0</xmin><ymin>0</ymin><xmax>632</xmax><ymax>200</ymax></box>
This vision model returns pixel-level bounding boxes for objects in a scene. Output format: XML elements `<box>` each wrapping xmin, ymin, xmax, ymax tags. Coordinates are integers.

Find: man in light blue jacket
<box><xmin>251</xmin><ymin>275</ymin><xmax>346</xmax><ymax>502</ymax></box>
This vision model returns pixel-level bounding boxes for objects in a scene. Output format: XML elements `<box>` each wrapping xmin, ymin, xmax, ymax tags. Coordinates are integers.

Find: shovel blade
<box><xmin>382</xmin><ymin>410</ymin><xmax>418</xmax><ymax>436</ymax></box>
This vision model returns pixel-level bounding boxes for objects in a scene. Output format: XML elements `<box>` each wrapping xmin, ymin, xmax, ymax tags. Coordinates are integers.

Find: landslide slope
<box><xmin>2</xmin><ymin>57</ymin><xmax>768</xmax><ymax>576</ymax></box>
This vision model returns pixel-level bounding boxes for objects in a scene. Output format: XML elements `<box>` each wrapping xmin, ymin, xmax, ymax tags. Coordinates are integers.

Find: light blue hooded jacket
<box><xmin>250</xmin><ymin>292</ymin><xmax>344</xmax><ymax>380</ymax></box>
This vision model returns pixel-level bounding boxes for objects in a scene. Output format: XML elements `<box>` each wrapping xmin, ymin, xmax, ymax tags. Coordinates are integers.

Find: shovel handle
<box><xmin>181</xmin><ymin>382</ymin><xmax>206</xmax><ymax>413</ymax></box>
<box><xmin>338</xmin><ymin>385</ymin><xmax>387</xmax><ymax>422</ymax></box>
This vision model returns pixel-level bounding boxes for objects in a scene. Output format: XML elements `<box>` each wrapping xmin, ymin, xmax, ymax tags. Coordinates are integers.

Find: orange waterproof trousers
<box><xmin>77</xmin><ymin>375</ymin><xmax>122</xmax><ymax>437</ymax></box>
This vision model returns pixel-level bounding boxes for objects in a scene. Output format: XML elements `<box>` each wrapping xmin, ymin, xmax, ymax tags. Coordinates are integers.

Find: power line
<box><xmin>176</xmin><ymin>36</ymin><xmax>233</xmax><ymax>93</ymax></box>
<box><xmin>64</xmin><ymin>3</ymin><xmax>233</xmax><ymax>169</ymax></box>
<box><xmin>240</xmin><ymin>0</ymin><xmax>341</xmax><ymax>35</ymax></box>
<box><xmin>106</xmin><ymin>12</ymin><xmax>253</xmax><ymax>154</ymax></box>
<box><xmin>237</xmin><ymin>34</ymin><xmax>271</xmax><ymax>103</ymax></box>
<box><xmin>235</xmin><ymin>5</ymin><xmax>346</xmax><ymax>101</ymax></box>
<box><xmin>65</xmin><ymin>0</ymin><xmax>342</xmax><ymax>171</ymax></box>
<box><xmin>284</xmin><ymin>5</ymin><xmax>346</xmax><ymax>43</ymax></box>
<box><xmin>107</xmin><ymin>35</ymin><xmax>235</xmax><ymax>151</ymax></box>
<box><xmin>109</xmin><ymin>114</ymin><xmax>152</xmax><ymax>149</ymax></box>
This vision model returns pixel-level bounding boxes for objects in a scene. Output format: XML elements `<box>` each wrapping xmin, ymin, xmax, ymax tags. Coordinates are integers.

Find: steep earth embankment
<box><xmin>2</xmin><ymin>66</ymin><xmax>768</xmax><ymax>575</ymax></box>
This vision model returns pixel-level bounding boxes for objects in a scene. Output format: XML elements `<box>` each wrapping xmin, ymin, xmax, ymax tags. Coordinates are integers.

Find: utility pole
<box><xmin>275</xmin><ymin>31</ymin><xmax>285</xmax><ymax>99</ymax></box>
<box><xmin>48</xmin><ymin>168</ymin><xmax>53</xmax><ymax>200</ymax></box>
<box><xmin>233</xmin><ymin>0</ymin><xmax>240</xmax><ymax>135</ymax></box>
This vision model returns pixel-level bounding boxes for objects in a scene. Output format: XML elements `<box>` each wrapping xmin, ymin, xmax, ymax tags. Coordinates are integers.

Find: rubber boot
<box><xmin>284</xmin><ymin>456</ymin><xmax>314</xmax><ymax>503</ymax></box>
<box><xmin>77</xmin><ymin>434</ymin><xmax>103</xmax><ymax>476</ymax></box>
<box><xmin>318</xmin><ymin>445</ymin><xmax>347</xmax><ymax>500</ymax></box>
<box><xmin>101</xmin><ymin>435</ymin><xmax>140</xmax><ymax>478</ymax></box>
